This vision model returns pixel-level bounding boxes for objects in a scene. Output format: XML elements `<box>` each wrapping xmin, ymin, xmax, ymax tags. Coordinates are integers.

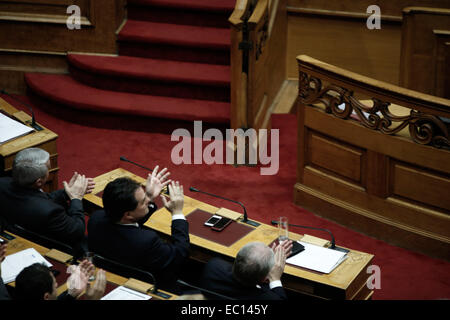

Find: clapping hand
<box><xmin>63</xmin><ymin>172</ymin><xmax>89</xmax><ymax>200</ymax></box>
<box><xmin>266</xmin><ymin>240</ymin><xmax>293</xmax><ymax>283</ymax></box>
<box><xmin>66</xmin><ymin>172</ymin><xmax>96</xmax><ymax>194</ymax></box>
<box><xmin>85</xmin><ymin>269</ymin><xmax>106</xmax><ymax>300</ymax></box>
<box><xmin>145</xmin><ymin>165</ymin><xmax>171</xmax><ymax>201</ymax></box>
<box><xmin>66</xmin><ymin>259</ymin><xmax>106</xmax><ymax>300</ymax></box>
<box><xmin>161</xmin><ymin>181</ymin><xmax>184</xmax><ymax>216</ymax></box>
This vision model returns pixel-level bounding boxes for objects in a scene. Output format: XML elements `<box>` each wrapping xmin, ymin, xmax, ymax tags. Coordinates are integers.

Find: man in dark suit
<box><xmin>12</xmin><ymin>260</ymin><xmax>105</xmax><ymax>300</ymax></box>
<box><xmin>88</xmin><ymin>168</ymin><xmax>190</xmax><ymax>293</ymax></box>
<box><xmin>0</xmin><ymin>241</ymin><xmax>10</xmax><ymax>300</ymax></box>
<box><xmin>200</xmin><ymin>240</ymin><xmax>292</xmax><ymax>300</ymax></box>
<box><xmin>0</xmin><ymin>148</ymin><xmax>94</xmax><ymax>255</ymax></box>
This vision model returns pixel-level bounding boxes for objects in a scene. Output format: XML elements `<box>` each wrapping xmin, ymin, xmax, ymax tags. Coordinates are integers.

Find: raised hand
<box><xmin>85</xmin><ymin>269</ymin><xmax>106</xmax><ymax>300</ymax></box>
<box><xmin>161</xmin><ymin>181</ymin><xmax>184</xmax><ymax>216</ymax></box>
<box><xmin>85</xmin><ymin>178</ymin><xmax>96</xmax><ymax>194</ymax></box>
<box><xmin>146</xmin><ymin>165</ymin><xmax>171</xmax><ymax>201</ymax></box>
<box><xmin>267</xmin><ymin>240</ymin><xmax>292</xmax><ymax>283</ymax></box>
<box><xmin>63</xmin><ymin>174</ymin><xmax>88</xmax><ymax>200</ymax></box>
<box><xmin>69</xmin><ymin>172</ymin><xmax>95</xmax><ymax>194</ymax></box>
<box><xmin>79</xmin><ymin>259</ymin><xmax>95</xmax><ymax>279</ymax></box>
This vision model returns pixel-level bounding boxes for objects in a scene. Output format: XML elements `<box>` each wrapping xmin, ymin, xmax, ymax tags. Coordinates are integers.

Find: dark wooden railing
<box><xmin>295</xmin><ymin>55</ymin><xmax>450</xmax><ymax>260</ymax></box>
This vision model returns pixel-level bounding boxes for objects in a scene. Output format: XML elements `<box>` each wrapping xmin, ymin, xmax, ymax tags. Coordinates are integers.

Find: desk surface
<box><xmin>1</xmin><ymin>230</ymin><xmax>177</xmax><ymax>300</ymax></box>
<box><xmin>85</xmin><ymin>168</ymin><xmax>375</xmax><ymax>300</ymax></box>
<box><xmin>0</xmin><ymin>97</ymin><xmax>59</xmax><ymax>192</ymax></box>
<box><xmin>0</xmin><ymin>97</ymin><xmax>58</xmax><ymax>168</ymax></box>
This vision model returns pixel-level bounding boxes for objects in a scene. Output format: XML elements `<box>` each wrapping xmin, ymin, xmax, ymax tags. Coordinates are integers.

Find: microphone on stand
<box><xmin>0</xmin><ymin>89</ymin><xmax>43</xmax><ymax>131</ymax></box>
<box><xmin>189</xmin><ymin>186</ymin><xmax>260</xmax><ymax>227</ymax></box>
<box><xmin>119</xmin><ymin>156</ymin><xmax>169</xmax><ymax>195</ymax></box>
<box><xmin>120</xmin><ymin>156</ymin><xmax>153</xmax><ymax>172</ymax></box>
<box><xmin>271</xmin><ymin>220</ymin><xmax>349</xmax><ymax>253</ymax></box>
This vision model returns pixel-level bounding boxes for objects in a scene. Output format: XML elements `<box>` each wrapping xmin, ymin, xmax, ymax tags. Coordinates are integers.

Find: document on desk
<box><xmin>0</xmin><ymin>112</ymin><xmax>34</xmax><ymax>145</ymax></box>
<box><xmin>286</xmin><ymin>241</ymin><xmax>348</xmax><ymax>274</ymax></box>
<box><xmin>1</xmin><ymin>248</ymin><xmax>52</xmax><ymax>283</ymax></box>
<box><xmin>101</xmin><ymin>286</ymin><xmax>152</xmax><ymax>300</ymax></box>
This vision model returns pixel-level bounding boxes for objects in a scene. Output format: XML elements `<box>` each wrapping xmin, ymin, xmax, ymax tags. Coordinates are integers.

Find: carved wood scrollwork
<box><xmin>298</xmin><ymin>71</ymin><xmax>450</xmax><ymax>149</ymax></box>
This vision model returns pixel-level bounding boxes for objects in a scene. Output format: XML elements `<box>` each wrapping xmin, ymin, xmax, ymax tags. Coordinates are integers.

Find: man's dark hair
<box><xmin>102</xmin><ymin>177</ymin><xmax>142</xmax><ymax>223</ymax></box>
<box><xmin>14</xmin><ymin>263</ymin><xmax>54</xmax><ymax>300</ymax></box>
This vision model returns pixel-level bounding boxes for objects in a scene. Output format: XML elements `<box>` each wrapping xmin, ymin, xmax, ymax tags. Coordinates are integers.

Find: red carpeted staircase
<box><xmin>25</xmin><ymin>0</ymin><xmax>236</xmax><ymax>127</ymax></box>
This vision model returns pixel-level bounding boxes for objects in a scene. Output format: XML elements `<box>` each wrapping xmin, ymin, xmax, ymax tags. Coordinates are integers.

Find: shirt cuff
<box><xmin>269</xmin><ymin>280</ymin><xmax>282</xmax><ymax>289</ymax></box>
<box><xmin>172</xmin><ymin>213</ymin><xmax>186</xmax><ymax>221</ymax></box>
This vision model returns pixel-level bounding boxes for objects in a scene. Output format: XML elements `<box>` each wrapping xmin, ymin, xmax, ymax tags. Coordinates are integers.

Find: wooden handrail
<box><xmin>403</xmin><ymin>7</ymin><xmax>450</xmax><ymax>15</ymax></box>
<box><xmin>297</xmin><ymin>55</ymin><xmax>450</xmax><ymax>149</ymax></box>
<box><xmin>298</xmin><ymin>55</ymin><xmax>450</xmax><ymax>117</ymax></box>
<box><xmin>248</xmin><ymin>0</ymin><xmax>267</xmax><ymax>25</ymax></box>
<box><xmin>295</xmin><ymin>55</ymin><xmax>450</xmax><ymax>261</ymax></box>
<box><xmin>229</xmin><ymin>0</ymin><xmax>256</xmax><ymax>26</ymax></box>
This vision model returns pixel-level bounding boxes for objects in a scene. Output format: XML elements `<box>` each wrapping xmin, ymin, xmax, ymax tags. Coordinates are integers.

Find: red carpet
<box><xmin>24</xmin><ymin>0</ymin><xmax>234</xmax><ymax>125</ymax></box>
<box><xmin>2</xmin><ymin>93</ymin><xmax>449</xmax><ymax>300</ymax></box>
<box><xmin>25</xmin><ymin>74</ymin><xmax>229</xmax><ymax>123</ymax></box>
<box><xmin>67</xmin><ymin>54</ymin><xmax>230</xmax><ymax>101</ymax></box>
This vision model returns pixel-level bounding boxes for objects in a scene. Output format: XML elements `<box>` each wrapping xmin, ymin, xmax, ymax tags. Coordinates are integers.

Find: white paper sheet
<box><xmin>101</xmin><ymin>286</ymin><xmax>152</xmax><ymax>301</ymax></box>
<box><xmin>286</xmin><ymin>241</ymin><xmax>347</xmax><ymax>274</ymax></box>
<box><xmin>1</xmin><ymin>248</ymin><xmax>53</xmax><ymax>283</ymax></box>
<box><xmin>0</xmin><ymin>112</ymin><xmax>34</xmax><ymax>144</ymax></box>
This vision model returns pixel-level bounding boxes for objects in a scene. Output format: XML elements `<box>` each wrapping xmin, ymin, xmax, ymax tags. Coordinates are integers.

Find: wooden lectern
<box><xmin>0</xmin><ymin>97</ymin><xmax>58</xmax><ymax>192</ymax></box>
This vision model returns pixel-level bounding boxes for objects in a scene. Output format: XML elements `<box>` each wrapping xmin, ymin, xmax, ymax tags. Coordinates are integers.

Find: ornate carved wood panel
<box><xmin>295</xmin><ymin>55</ymin><xmax>450</xmax><ymax>260</ymax></box>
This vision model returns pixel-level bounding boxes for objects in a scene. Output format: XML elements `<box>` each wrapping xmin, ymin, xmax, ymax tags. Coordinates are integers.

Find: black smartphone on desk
<box><xmin>204</xmin><ymin>215</ymin><xmax>222</xmax><ymax>227</ymax></box>
<box><xmin>211</xmin><ymin>217</ymin><xmax>232</xmax><ymax>232</ymax></box>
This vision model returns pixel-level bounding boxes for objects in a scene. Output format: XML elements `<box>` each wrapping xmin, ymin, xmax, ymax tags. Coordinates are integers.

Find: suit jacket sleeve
<box><xmin>57</xmin><ymin>291</ymin><xmax>77</xmax><ymax>301</ymax></box>
<box><xmin>46</xmin><ymin>198</ymin><xmax>86</xmax><ymax>244</ymax></box>
<box><xmin>144</xmin><ymin>219</ymin><xmax>190</xmax><ymax>272</ymax></box>
<box><xmin>271</xmin><ymin>286</ymin><xmax>287</xmax><ymax>300</ymax></box>
<box><xmin>47</xmin><ymin>189</ymin><xmax>70</xmax><ymax>207</ymax></box>
<box><xmin>0</xmin><ymin>277</ymin><xmax>11</xmax><ymax>300</ymax></box>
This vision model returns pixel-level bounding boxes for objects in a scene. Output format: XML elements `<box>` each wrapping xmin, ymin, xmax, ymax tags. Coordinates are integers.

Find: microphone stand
<box><xmin>190</xmin><ymin>187</ymin><xmax>260</xmax><ymax>227</ymax></box>
<box><xmin>0</xmin><ymin>89</ymin><xmax>43</xmax><ymax>131</ymax></box>
<box><xmin>119</xmin><ymin>156</ymin><xmax>169</xmax><ymax>195</ymax></box>
<box><xmin>120</xmin><ymin>156</ymin><xmax>153</xmax><ymax>172</ymax></box>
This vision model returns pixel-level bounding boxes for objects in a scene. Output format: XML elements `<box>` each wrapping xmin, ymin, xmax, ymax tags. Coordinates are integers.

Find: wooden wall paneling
<box><xmin>0</xmin><ymin>0</ymin><xmax>127</xmax><ymax>93</ymax></box>
<box><xmin>264</xmin><ymin>0</ymin><xmax>287</xmax><ymax>119</ymax></box>
<box><xmin>0</xmin><ymin>0</ymin><xmax>92</xmax><ymax>25</ymax></box>
<box><xmin>304</xmin><ymin>105</ymin><xmax>450</xmax><ymax>174</ymax></box>
<box><xmin>391</xmin><ymin>161</ymin><xmax>450</xmax><ymax>211</ymax></box>
<box><xmin>0</xmin><ymin>50</ymin><xmax>67</xmax><ymax>93</ymax></box>
<box><xmin>399</xmin><ymin>7</ymin><xmax>450</xmax><ymax>96</ymax></box>
<box><xmin>287</xmin><ymin>0</ymin><xmax>450</xmax><ymax>18</ymax></box>
<box><xmin>287</xmin><ymin>13</ymin><xmax>402</xmax><ymax>85</ymax></box>
<box><xmin>0</xmin><ymin>0</ymin><xmax>125</xmax><ymax>54</ymax></box>
<box><xmin>294</xmin><ymin>180</ymin><xmax>450</xmax><ymax>260</ymax></box>
<box><xmin>295</xmin><ymin>55</ymin><xmax>450</xmax><ymax>259</ymax></box>
<box><xmin>366</xmin><ymin>150</ymin><xmax>389</xmax><ymax>198</ymax></box>
<box><xmin>300</xmin><ymin>154</ymin><xmax>450</xmax><ymax>239</ymax></box>
<box><xmin>307</xmin><ymin>131</ymin><xmax>365</xmax><ymax>185</ymax></box>
<box><xmin>296</xmin><ymin>116</ymin><xmax>450</xmax><ymax>259</ymax></box>
<box><xmin>300</xmin><ymin>158</ymin><xmax>450</xmax><ymax>241</ymax></box>
<box><xmin>296</xmin><ymin>99</ymin><xmax>306</xmax><ymax>184</ymax></box>
<box><xmin>432</xmin><ymin>30</ymin><xmax>450</xmax><ymax>98</ymax></box>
